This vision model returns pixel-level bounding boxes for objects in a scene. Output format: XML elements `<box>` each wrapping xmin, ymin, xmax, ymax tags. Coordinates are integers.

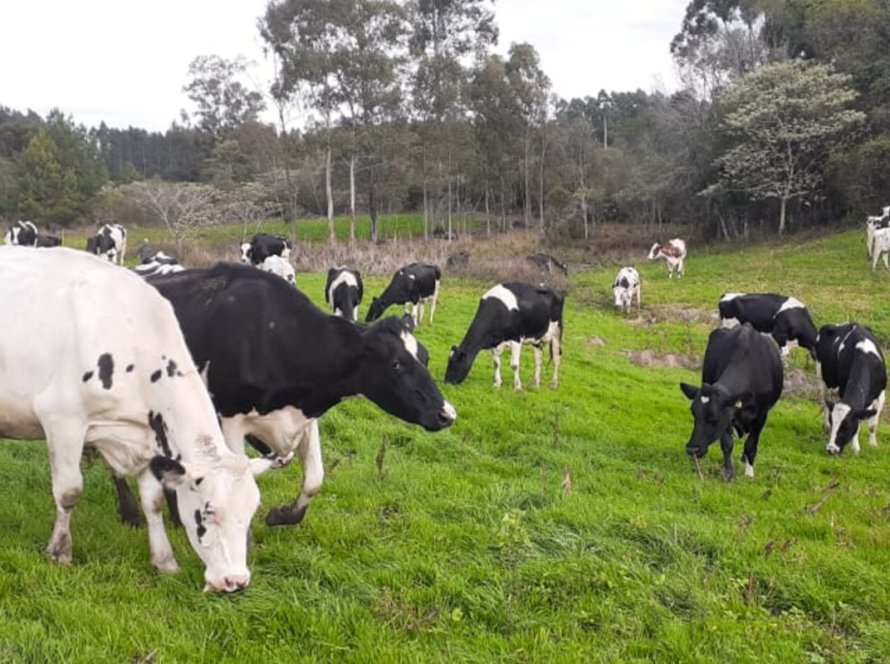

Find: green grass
<box><xmin>2</xmin><ymin>230</ymin><xmax>890</xmax><ymax>662</ymax></box>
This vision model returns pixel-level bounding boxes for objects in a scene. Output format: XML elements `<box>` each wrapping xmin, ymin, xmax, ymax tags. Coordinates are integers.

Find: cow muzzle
<box><xmin>204</xmin><ymin>573</ymin><xmax>250</xmax><ymax>594</ymax></box>
<box><xmin>436</xmin><ymin>401</ymin><xmax>457</xmax><ymax>428</ymax></box>
<box><xmin>686</xmin><ymin>442</ymin><xmax>707</xmax><ymax>459</ymax></box>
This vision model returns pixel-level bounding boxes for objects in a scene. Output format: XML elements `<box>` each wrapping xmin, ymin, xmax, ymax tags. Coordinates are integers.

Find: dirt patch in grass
<box><xmin>624</xmin><ymin>349</ymin><xmax>700</xmax><ymax>370</ymax></box>
<box><xmin>783</xmin><ymin>368</ymin><xmax>823</xmax><ymax>400</ymax></box>
<box><xmin>643</xmin><ymin>305</ymin><xmax>720</xmax><ymax>325</ymax></box>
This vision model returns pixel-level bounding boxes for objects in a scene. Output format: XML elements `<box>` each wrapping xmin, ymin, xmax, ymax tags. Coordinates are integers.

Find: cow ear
<box><xmin>732</xmin><ymin>391</ymin><xmax>755</xmax><ymax>410</ymax></box>
<box><xmin>853</xmin><ymin>408</ymin><xmax>878</xmax><ymax>420</ymax></box>
<box><xmin>150</xmin><ymin>456</ymin><xmax>190</xmax><ymax>488</ymax></box>
<box><xmin>679</xmin><ymin>383</ymin><xmax>699</xmax><ymax>400</ymax></box>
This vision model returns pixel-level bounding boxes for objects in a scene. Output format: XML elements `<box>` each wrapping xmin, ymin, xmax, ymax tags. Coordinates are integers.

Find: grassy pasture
<box><xmin>1</xmin><ymin>229</ymin><xmax>890</xmax><ymax>662</ymax></box>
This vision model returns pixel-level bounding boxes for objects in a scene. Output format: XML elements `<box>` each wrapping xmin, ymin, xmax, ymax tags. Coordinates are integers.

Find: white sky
<box><xmin>0</xmin><ymin>0</ymin><xmax>687</xmax><ymax>132</ymax></box>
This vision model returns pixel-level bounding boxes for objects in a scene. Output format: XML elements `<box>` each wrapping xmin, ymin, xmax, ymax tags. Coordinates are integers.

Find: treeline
<box><xmin>2</xmin><ymin>0</ymin><xmax>890</xmax><ymax>241</ymax></box>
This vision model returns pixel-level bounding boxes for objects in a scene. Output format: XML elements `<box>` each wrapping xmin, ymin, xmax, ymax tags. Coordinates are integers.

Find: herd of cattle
<box><xmin>0</xmin><ymin>218</ymin><xmax>885</xmax><ymax>594</ymax></box>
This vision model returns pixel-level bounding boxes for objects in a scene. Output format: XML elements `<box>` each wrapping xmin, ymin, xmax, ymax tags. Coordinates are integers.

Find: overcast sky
<box><xmin>0</xmin><ymin>0</ymin><xmax>688</xmax><ymax>132</ymax></box>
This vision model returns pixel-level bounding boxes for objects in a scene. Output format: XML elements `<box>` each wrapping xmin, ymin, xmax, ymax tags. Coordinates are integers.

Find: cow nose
<box><xmin>438</xmin><ymin>401</ymin><xmax>457</xmax><ymax>426</ymax></box>
<box><xmin>223</xmin><ymin>576</ymin><xmax>249</xmax><ymax>593</ymax></box>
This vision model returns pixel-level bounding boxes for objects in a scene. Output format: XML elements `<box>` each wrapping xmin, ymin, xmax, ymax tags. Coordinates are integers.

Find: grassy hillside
<box><xmin>1</xmin><ymin>230</ymin><xmax>889</xmax><ymax>662</ymax></box>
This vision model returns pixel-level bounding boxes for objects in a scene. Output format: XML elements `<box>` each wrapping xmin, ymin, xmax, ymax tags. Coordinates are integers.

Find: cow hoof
<box><xmin>266</xmin><ymin>503</ymin><xmax>308</xmax><ymax>527</ymax></box>
<box><xmin>46</xmin><ymin>538</ymin><xmax>73</xmax><ymax>564</ymax></box>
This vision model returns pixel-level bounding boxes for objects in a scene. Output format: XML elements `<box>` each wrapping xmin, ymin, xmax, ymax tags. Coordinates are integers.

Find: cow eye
<box><xmin>392</xmin><ymin>360</ymin><xmax>402</xmax><ymax>372</ymax></box>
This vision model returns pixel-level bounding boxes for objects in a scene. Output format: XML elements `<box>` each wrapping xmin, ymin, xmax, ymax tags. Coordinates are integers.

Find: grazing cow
<box><xmin>140</xmin><ymin>264</ymin><xmax>456</xmax><ymax>527</ymax></box>
<box><xmin>240</xmin><ymin>233</ymin><xmax>291</xmax><ymax>265</ymax></box>
<box><xmin>680</xmin><ymin>323</ymin><xmax>783</xmax><ymax>480</ymax></box>
<box><xmin>257</xmin><ymin>254</ymin><xmax>296</xmax><ymax>284</ymax></box>
<box><xmin>815</xmin><ymin>323</ymin><xmax>887</xmax><ymax>455</ymax></box>
<box><xmin>0</xmin><ymin>247</ymin><xmax>273</xmax><ymax>592</ymax></box>
<box><xmin>4</xmin><ymin>220</ymin><xmax>38</xmax><ymax>246</ymax></box>
<box><xmin>35</xmin><ymin>234</ymin><xmax>62</xmax><ymax>247</ymax></box>
<box><xmin>526</xmin><ymin>252</ymin><xmax>569</xmax><ymax>276</ymax></box>
<box><xmin>647</xmin><ymin>238</ymin><xmax>687</xmax><ymax>278</ymax></box>
<box><xmin>86</xmin><ymin>224</ymin><xmax>127</xmax><ymax>264</ymax></box>
<box><xmin>718</xmin><ymin>293</ymin><xmax>818</xmax><ymax>360</ymax></box>
<box><xmin>133</xmin><ymin>251</ymin><xmax>185</xmax><ymax>278</ymax></box>
<box><xmin>325</xmin><ymin>267</ymin><xmax>363</xmax><ymax>321</ymax></box>
<box><xmin>870</xmin><ymin>226</ymin><xmax>890</xmax><ymax>271</ymax></box>
<box><xmin>366</xmin><ymin>263</ymin><xmax>441</xmax><ymax>326</ymax></box>
<box><xmin>445</xmin><ymin>282</ymin><xmax>565</xmax><ymax>390</ymax></box>
<box><xmin>612</xmin><ymin>267</ymin><xmax>641</xmax><ymax>315</ymax></box>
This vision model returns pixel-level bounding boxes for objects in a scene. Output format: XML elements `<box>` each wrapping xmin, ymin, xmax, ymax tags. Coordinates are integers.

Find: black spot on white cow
<box><xmin>86</xmin><ymin>224</ymin><xmax>127</xmax><ymax>264</ymax></box>
<box><xmin>680</xmin><ymin>323</ymin><xmax>783</xmax><ymax>480</ymax></box>
<box><xmin>366</xmin><ymin>263</ymin><xmax>441</xmax><ymax>326</ymax></box>
<box><xmin>133</xmin><ymin>250</ymin><xmax>185</xmax><ymax>278</ymax></box>
<box><xmin>0</xmin><ymin>246</ymin><xmax>272</xmax><ymax>592</ymax></box>
<box><xmin>612</xmin><ymin>267</ymin><xmax>641</xmax><ymax>315</ymax></box>
<box><xmin>240</xmin><ymin>233</ymin><xmax>291</xmax><ymax>265</ymax></box>
<box><xmin>142</xmin><ymin>263</ymin><xmax>456</xmax><ymax>527</ymax></box>
<box><xmin>325</xmin><ymin>267</ymin><xmax>363</xmax><ymax>322</ymax></box>
<box><xmin>4</xmin><ymin>220</ymin><xmax>38</xmax><ymax>246</ymax></box>
<box><xmin>816</xmin><ymin>322</ymin><xmax>887</xmax><ymax>455</ymax></box>
<box><xmin>445</xmin><ymin>282</ymin><xmax>565</xmax><ymax>390</ymax></box>
<box><xmin>647</xmin><ymin>238</ymin><xmax>687</xmax><ymax>278</ymax></box>
<box><xmin>718</xmin><ymin>293</ymin><xmax>818</xmax><ymax>360</ymax></box>
<box><xmin>526</xmin><ymin>252</ymin><xmax>568</xmax><ymax>276</ymax></box>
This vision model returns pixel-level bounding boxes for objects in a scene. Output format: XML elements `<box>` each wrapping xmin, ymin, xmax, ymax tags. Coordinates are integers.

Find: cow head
<box><xmin>680</xmin><ymin>382</ymin><xmax>753</xmax><ymax>458</ymax></box>
<box><xmin>366</xmin><ymin>296</ymin><xmax>387</xmax><ymax>322</ymax></box>
<box><xmin>445</xmin><ymin>345</ymin><xmax>477</xmax><ymax>384</ymax></box>
<box><xmin>613</xmin><ymin>278</ymin><xmax>630</xmax><ymax>308</ymax></box>
<box><xmin>239</xmin><ymin>243</ymin><xmax>252</xmax><ymax>264</ymax></box>
<box><xmin>825</xmin><ymin>400</ymin><xmax>875</xmax><ymax>454</ymax></box>
<box><xmin>357</xmin><ymin>317</ymin><xmax>455</xmax><ymax>430</ymax></box>
<box><xmin>150</xmin><ymin>454</ymin><xmax>262</xmax><ymax>593</ymax></box>
<box><xmin>647</xmin><ymin>243</ymin><xmax>661</xmax><ymax>260</ymax></box>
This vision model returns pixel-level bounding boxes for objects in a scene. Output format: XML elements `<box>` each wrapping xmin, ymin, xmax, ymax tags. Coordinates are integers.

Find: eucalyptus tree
<box><xmin>183</xmin><ymin>56</ymin><xmax>266</xmax><ymax>140</ymax></box>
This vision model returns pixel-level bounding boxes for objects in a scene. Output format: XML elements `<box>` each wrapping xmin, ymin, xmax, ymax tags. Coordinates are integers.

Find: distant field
<box><xmin>1</xmin><ymin>229</ymin><xmax>890</xmax><ymax>661</ymax></box>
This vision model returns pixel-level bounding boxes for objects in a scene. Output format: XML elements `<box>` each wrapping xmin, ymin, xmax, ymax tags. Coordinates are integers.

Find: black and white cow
<box><xmin>86</xmin><ymin>224</ymin><xmax>127</xmax><ymax>264</ymax></box>
<box><xmin>366</xmin><ymin>263</ymin><xmax>441</xmax><ymax>326</ymax></box>
<box><xmin>815</xmin><ymin>323</ymin><xmax>887</xmax><ymax>455</ymax></box>
<box><xmin>4</xmin><ymin>220</ymin><xmax>38</xmax><ymax>246</ymax></box>
<box><xmin>612</xmin><ymin>267</ymin><xmax>641</xmax><ymax>315</ymax></box>
<box><xmin>680</xmin><ymin>323</ymin><xmax>783</xmax><ymax>480</ymax></box>
<box><xmin>870</xmin><ymin>226</ymin><xmax>890</xmax><ymax>271</ymax></box>
<box><xmin>133</xmin><ymin>251</ymin><xmax>185</xmax><ymax>278</ymax></box>
<box><xmin>325</xmin><ymin>267</ymin><xmax>363</xmax><ymax>321</ymax></box>
<box><xmin>718</xmin><ymin>293</ymin><xmax>818</xmax><ymax>360</ymax></box>
<box><xmin>526</xmin><ymin>252</ymin><xmax>569</xmax><ymax>276</ymax></box>
<box><xmin>142</xmin><ymin>263</ymin><xmax>456</xmax><ymax>526</ymax></box>
<box><xmin>0</xmin><ymin>247</ymin><xmax>272</xmax><ymax>593</ymax></box>
<box><xmin>257</xmin><ymin>254</ymin><xmax>296</xmax><ymax>284</ymax></box>
<box><xmin>866</xmin><ymin>206</ymin><xmax>890</xmax><ymax>257</ymax></box>
<box><xmin>240</xmin><ymin>233</ymin><xmax>291</xmax><ymax>265</ymax></box>
<box><xmin>445</xmin><ymin>282</ymin><xmax>564</xmax><ymax>390</ymax></box>
<box><xmin>647</xmin><ymin>238</ymin><xmax>687</xmax><ymax>278</ymax></box>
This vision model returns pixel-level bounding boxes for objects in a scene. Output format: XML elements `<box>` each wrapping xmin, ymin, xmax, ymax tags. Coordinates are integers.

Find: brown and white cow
<box><xmin>647</xmin><ymin>238</ymin><xmax>687</xmax><ymax>279</ymax></box>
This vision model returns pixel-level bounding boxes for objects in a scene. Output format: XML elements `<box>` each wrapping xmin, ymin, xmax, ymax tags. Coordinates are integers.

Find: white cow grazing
<box><xmin>0</xmin><ymin>247</ymin><xmax>279</xmax><ymax>593</ymax></box>
<box><xmin>612</xmin><ymin>267</ymin><xmax>641</xmax><ymax>315</ymax></box>
<box><xmin>647</xmin><ymin>238</ymin><xmax>687</xmax><ymax>278</ymax></box>
<box><xmin>257</xmin><ymin>254</ymin><xmax>296</xmax><ymax>284</ymax></box>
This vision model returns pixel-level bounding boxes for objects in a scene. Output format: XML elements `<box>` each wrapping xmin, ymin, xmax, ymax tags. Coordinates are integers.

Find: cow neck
<box><xmin>457</xmin><ymin>300</ymin><xmax>504</xmax><ymax>357</ymax></box>
<box><xmin>841</xmin><ymin>353</ymin><xmax>882</xmax><ymax>409</ymax></box>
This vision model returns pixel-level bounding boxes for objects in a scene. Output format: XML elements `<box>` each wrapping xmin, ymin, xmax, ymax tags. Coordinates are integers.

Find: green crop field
<box><xmin>1</xmin><ymin>229</ymin><xmax>889</xmax><ymax>662</ymax></box>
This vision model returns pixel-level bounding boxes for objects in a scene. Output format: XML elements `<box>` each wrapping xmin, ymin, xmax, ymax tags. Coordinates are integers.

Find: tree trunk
<box><xmin>778</xmin><ymin>196</ymin><xmax>788</xmax><ymax>235</ymax></box>
<box><xmin>538</xmin><ymin>130</ymin><xmax>545</xmax><ymax>231</ymax></box>
<box><xmin>581</xmin><ymin>193</ymin><xmax>589</xmax><ymax>240</ymax></box>
<box><xmin>523</xmin><ymin>130</ymin><xmax>531</xmax><ymax>227</ymax></box>
<box><xmin>349</xmin><ymin>154</ymin><xmax>356</xmax><ymax>245</ymax></box>
<box><xmin>485</xmin><ymin>187</ymin><xmax>491</xmax><ymax>237</ymax></box>
<box><xmin>447</xmin><ymin>178</ymin><xmax>453</xmax><ymax>243</ymax></box>
<box><xmin>369</xmin><ymin>184</ymin><xmax>379</xmax><ymax>243</ymax></box>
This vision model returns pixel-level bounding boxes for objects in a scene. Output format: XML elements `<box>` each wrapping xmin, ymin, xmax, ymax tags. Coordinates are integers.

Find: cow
<box><xmin>718</xmin><ymin>293</ymin><xmax>818</xmax><ymax>360</ymax></box>
<box><xmin>4</xmin><ymin>220</ymin><xmax>38</xmax><ymax>246</ymax></box>
<box><xmin>325</xmin><ymin>267</ymin><xmax>363</xmax><ymax>321</ymax></box>
<box><xmin>815</xmin><ymin>323</ymin><xmax>887</xmax><ymax>455</ymax></box>
<box><xmin>870</xmin><ymin>226</ymin><xmax>890</xmax><ymax>271</ymax></box>
<box><xmin>133</xmin><ymin>251</ymin><xmax>185</xmax><ymax>278</ymax></box>
<box><xmin>366</xmin><ymin>263</ymin><xmax>441</xmax><ymax>326</ymax></box>
<box><xmin>526</xmin><ymin>252</ymin><xmax>569</xmax><ymax>276</ymax></box>
<box><xmin>257</xmin><ymin>254</ymin><xmax>296</xmax><ymax>284</ymax></box>
<box><xmin>866</xmin><ymin>207</ymin><xmax>890</xmax><ymax>257</ymax></box>
<box><xmin>612</xmin><ymin>267</ymin><xmax>641</xmax><ymax>315</ymax></box>
<box><xmin>136</xmin><ymin>263</ymin><xmax>456</xmax><ymax>527</ymax></box>
<box><xmin>240</xmin><ymin>233</ymin><xmax>291</xmax><ymax>266</ymax></box>
<box><xmin>445</xmin><ymin>282</ymin><xmax>564</xmax><ymax>391</ymax></box>
<box><xmin>35</xmin><ymin>234</ymin><xmax>62</xmax><ymax>247</ymax></box>
<box><xmin>647</xmin><ymin>238</ymin><xmax>687</xmax><ymax>278</ymax></box>
<box><xmin>86</xmin><ymin>224</ymin><xmax>127</xmax><ymax>265</ymax></box>
<box><xmin>0</xmin><ymin>247</ymin><xmax>275</xmax><ymax>593</ymax></box>
<box><xmin>680</xmin><ymin>323</ymin><xmax>783</xmax><ymax>480</ymax></box>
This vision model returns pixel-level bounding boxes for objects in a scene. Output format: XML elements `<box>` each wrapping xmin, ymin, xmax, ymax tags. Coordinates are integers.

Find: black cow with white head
<box><xmin>4</xmin><ymin>220</ymin><xmax>38</xmax><ymax>246</ymax></box>
<box><xmin>325</xmin><ymin>266</ymin><xmax>363</xmax><ymax>321</ymax></box>
<box><xmin>816</xmin><ymin>323</ymin><xmax>887</xmax><ymax>455</ymax></box>
<box><xmin>445</xmin><ymin>282</ymin><xmax>564</xmax><ymax>390</ymax></box>
<box><xmin>680</xmin><ymin>323</ymin><xmax>783</xmax><ymax>480</ymax></box>
<box><xmin>240</xmin><ymin>233</ymin><xmax>291</xmax><ymax>265</ymax></box>
<box><xmin>718</xmin><ymin>293</ymin><xmax>818</xmax><ymax>360</ymax></box>
<box><xmin>366</xmin><ymin>263</ymin><xmax>441</xmax><ymax>326</ymax></box>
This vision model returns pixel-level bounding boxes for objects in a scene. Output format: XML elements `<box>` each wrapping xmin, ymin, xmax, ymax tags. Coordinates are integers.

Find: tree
<box><xmin>705</xmin><ymin>60</ymin><xmax>865</xmax><ymax>234</ymax></box>
<box><xmin>134</xmin><ymin>181</ymin><xmax>218</xmax><ymax>253</ymax></box>
<box><xmin>183</xmin><ymin>56</ymin><xmax>266</xmax><ymax>139</ymax></box>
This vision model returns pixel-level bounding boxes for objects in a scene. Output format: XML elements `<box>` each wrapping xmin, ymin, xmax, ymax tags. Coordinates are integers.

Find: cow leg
<box><xmin>137</xmin><ymin>470</ymin><xmax>179</xmax><ymax>574</ymax></box>
<box><xmin>741</xmin><ymin>414</ymin><xmax>768</xmax><ymax>479</ymax></box>
<box><xmin>491</xmin><ymin>346</ymin><xmax>503</xmax><ymax>388</ymax></box>
<box><xmin>851</xmin><ymin>423</ymin><xmax>862</xmax><ymax>455</ymax></box>
<box><xmin>412</xmin><ymin>303</ymin><xmax>420</xmax><ymax>327</ymax></box>
<box><xmin>429</xmin><ymin>281</ymin><xmax>440</xmax><ymax>323</ymax></box>
<box><xmin>266</xmin><ymin>420</ymin><xmax>324</xmax><ymax>527</ymax></box>
<box><xmin>417</xmin><ymin>300</ymin><xmax>425</xmax><ymax>325</ymax></box>
<box><xmin>636</xmin><ymin>285</ymin><xmax>642</xmax><ymax>314</ymax></box>
<box><xmin>113</xmin><ymin>476</ymin><xmax>143</xmax><ymax>527</ymax></box>
<box><xmin>550</xmin><ymin>327</ymin><xmax>561</xmax><ymax>390</ymax></box>
<box><xmin>868</xmin><ymin>390</ymin><xmax>885</xmax><ymax>448</ymax></box>
<box><xmin>720</xmin><ymin>431</ymin><xmax>735</xmax><ymax>481</ymax></box>
<box><xmin>533</xmin><ymin>344</ymin><xmax>543</xmax><ymax>388</ymax></box>
<box><xmin>43</xmin><ymin>420</ymin><xmax>86</xmax><ymax>564</ymax></box>
<box><xmin>884</xmin><ymin>251</ymin><xmax>889</xmax><ymax>271</ymax></box>
<box><xmin>510</xmin><ymin>341</ymin><xmax>523</xmax><ymax>391</ymax></box>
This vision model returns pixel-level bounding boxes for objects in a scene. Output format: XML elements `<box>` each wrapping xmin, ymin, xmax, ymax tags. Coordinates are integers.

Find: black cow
<box><xmin>325</xmin><ymin>267</ymin><xmax>363</xmax><ymax>322</ymax></box>
<box><xmin>816</xmin><ymin>323</ymin><xmax>887</xmax><ymax>455</ymax></box>
<box><xmin>35</xmin><ymin>234</ymin><xmax>62</xmax><ymax>247</ymax></box>
<box><xmin>4</xmin><ymin>220</ymin><xmax>38</xmax><ymax>246</ymax></box>
<box><xmin>86</xmin><ymin>224</ymin><xmax>127</xmax><ymax>264</ymax></box>
<box><xmin>445</xmin><ymin>282</ymin><xmax>564</xmax><ymax>390</ymax></box>
<box><xmin>526</xmin><ymin>253</ymin><xmax>568</xmax><ymax>276</ymax></box>
<box><xmin>680</xmin><ymin>323</ymin><xmax>783</xmax><ymax>480</ymax></box>
<box><xmin>718</xmin><ymin>293</ymin><xmax>818</xmax><ymax>360</ymax></box>
<box><xmin>366</xmin><ymin>263</ymin><xmax>441</xmax><ymax>326</ymax></box>
<box><xmin>129</xmin><ymin>263</ymin><xmax>456</xmax><ymax>527</ymax></box>
<box><xmin>240</xmin><ymin>233</ymin><xmax>291</xmax><ymax>265</ymax></box>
